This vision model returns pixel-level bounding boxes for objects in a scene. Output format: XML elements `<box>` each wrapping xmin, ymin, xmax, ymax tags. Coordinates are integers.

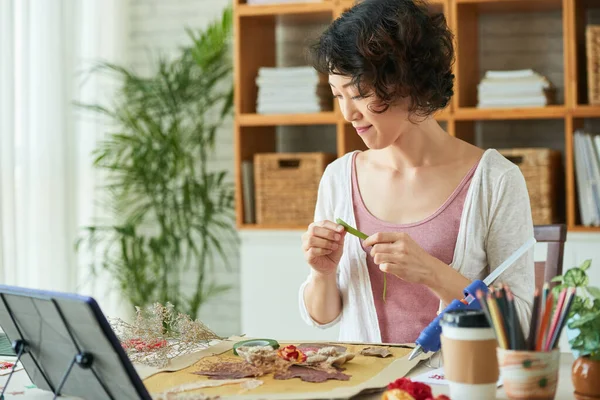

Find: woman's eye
<box><xmin>351</xmin><ymin>95</ymin><xmax>364</xmax><ymax>100</ymax></box>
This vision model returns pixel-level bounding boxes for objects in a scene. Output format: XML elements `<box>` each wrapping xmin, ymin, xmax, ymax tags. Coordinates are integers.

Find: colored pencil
<box><xmin>545</xmin><ymin>288</ymin><xmax>567</xmax><ymax>351</ymax></box>
<box><xmin>535</xmin><ymin>293</ymin><xmax>554</xmax><ymax>351</ymax></box>
<box><xmin>487</xmin><ymin>292</ymin><xmax>509</xmax><ymax>349</ymax></box>
<box><xmin>540</xmin><ymin>282</ymin><xmax>549</xmax><ymax>320</ymax></box>
<box><xmin>506</xmin><ymin>288</ymin><xmax>526</xmax><ymax>350</ymax></box>
<box><xmin>506</xmin><ymin>290</ymin><xmax>517</xmax><ymax>349</ymax></box>
<box><xmin>548</xmin><ymin>288</ymin><xmax>576</xmax><ymax>350</ymax></box>
<box><xmin>476</xmin><ymin>289</ymin><xmax>494</xmax><ymax>329</ymax></box>
<box><xmin>496</xmin><ymin>287</ymin><xmax>513</xmax><ymax>348</ymax></box>
<box><xmin>496</xmin><ymin>285</ymin><xmax>508</xmax><ymax>318</ymax></box>
<box><xmin>527</xmin><ymin>288</ymin><xmax>541</xmax><ymax>350</ymax></box>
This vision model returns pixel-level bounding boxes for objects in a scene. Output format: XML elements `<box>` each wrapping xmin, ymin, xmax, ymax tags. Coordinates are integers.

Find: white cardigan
<box><xmin>298</xmin><ymin>149</ymin><xmax>535</xmax><ymax>343</ymax></box>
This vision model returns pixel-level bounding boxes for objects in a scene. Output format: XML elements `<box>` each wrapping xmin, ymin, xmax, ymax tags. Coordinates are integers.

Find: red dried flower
<box><xmin>0</xmin><ymin>361</ymin><xmax>14</xmax><ymax>370</ymax></box>
<box><xmin>277</xmin><ymin>345</ymin><xmax>307</xmax><ymax>363</ymax></box>
<box><xmin>387</xmin><ymin>378</ymin><xmax>433</xmax><ymax>400</ymax></box>
<box><xmin>122</xmin><ymin>338</ymin><xmax>167</xmax><ymax>352</ymax></box>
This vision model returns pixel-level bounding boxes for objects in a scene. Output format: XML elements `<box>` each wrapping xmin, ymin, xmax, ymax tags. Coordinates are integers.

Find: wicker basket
<box><xmin>254</xmin><ymin>152</ymin><xmax>336</xmax><ymax>226</ymax></box>
<box><xmin>498</xmin><ymin>148</ymin><xmax>562</xmax><ymax>225</ymax></box>
<box><xmin>587</xmin><ymin>25</ymin><xmax>600</xmax><ymax>105</ymax></box>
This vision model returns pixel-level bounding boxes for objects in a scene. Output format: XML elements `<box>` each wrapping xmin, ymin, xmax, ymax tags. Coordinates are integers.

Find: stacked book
<box><xmin>574</xmin><ymin>130</ymin><xmax>600</xmax><ymax>226</ymax></box>
<box><xmin>256</xmin><ymin>66</ymin><xmax>332</xmax><ymax>115</ymax></box>
<box><xmin>477</xmin><ymin>69</ymin><xmax>554</xmax><ymax>108</ymax></box>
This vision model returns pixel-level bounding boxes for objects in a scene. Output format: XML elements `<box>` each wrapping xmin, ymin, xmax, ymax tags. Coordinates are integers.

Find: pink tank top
<box><xmin>351</xmin><ymin>152</ymin><xmax>478</xmax><ymax>344</ymax></box>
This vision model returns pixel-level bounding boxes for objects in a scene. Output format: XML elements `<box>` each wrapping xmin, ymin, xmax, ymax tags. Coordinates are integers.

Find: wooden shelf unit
<box><xmin>233</xmin><ymin>0</ymin><xmax>600</xmax><ymax>232</ymax></box>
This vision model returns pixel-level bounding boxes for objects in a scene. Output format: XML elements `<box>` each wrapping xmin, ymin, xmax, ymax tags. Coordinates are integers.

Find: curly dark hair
<box><xmin>309</xmin><ymin>0</ymin><xmax>454</xmax><ymax>117</ymax></box>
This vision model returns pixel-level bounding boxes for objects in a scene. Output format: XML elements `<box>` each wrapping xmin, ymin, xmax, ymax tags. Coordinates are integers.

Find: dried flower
<box><xmin>387</xmin><ymin>378</ymin><xmax>432</xmax><ymax>400</ymax></box>
<box><xmin>277</xmin><ymin>345</ymin><xmax>307</xmax><ymax>363</ymax></box>
<box><xmin>385</xmin><ymin>378</ymin><xmax>451</xmax><ymax>400</ymax></box>
<box><xmin>110</xmin><ymin>302</ymin><xmax>220</xmax><ymax>368</ymax></box>
<box><xmin>0</xmin><ymin>362</ymin><xmax>15</xmax><ymax>370</ymax></box>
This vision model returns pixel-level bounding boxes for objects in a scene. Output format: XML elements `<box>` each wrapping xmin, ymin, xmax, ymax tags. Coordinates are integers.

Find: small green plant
<box><xmin>551</xmin><ymin>259</ymin><xmax>600</xmax><ymax>360</ymax></box>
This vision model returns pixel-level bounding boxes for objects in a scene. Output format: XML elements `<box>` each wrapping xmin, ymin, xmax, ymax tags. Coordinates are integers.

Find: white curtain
<box><xmin>0</xmin><ymin>0</ymin><xmax>130</xmax><ymax>318</ymax></box>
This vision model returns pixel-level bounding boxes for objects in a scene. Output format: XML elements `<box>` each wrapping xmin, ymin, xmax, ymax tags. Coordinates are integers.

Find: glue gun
<box><xmin>407</xmin><ymin>237</ymin><xmax>536</xmax><ymax>361</ymax></box>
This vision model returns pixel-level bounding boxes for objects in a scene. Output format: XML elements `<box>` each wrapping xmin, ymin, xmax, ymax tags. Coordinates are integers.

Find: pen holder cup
<box><xmin>497</xmin><ymin>347</ymin><xmax>560</xmax><ymax>400</ymax></box>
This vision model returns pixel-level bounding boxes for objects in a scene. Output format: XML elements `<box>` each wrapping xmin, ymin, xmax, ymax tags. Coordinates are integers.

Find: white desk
<box><xmin>0</xmin><ymin>353</ymin><xmax>576</xmax><ymax>399</ymax></box>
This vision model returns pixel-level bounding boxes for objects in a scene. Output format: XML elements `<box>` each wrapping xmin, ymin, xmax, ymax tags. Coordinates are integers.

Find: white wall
<box><xmin>240</xmin><ymin>231</ymin><xmax>340</xmax><ymax>342</ymax></box>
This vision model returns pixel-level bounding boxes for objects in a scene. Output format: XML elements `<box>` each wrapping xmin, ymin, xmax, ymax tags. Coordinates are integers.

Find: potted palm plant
<box><xmin>77</xmin><ymin>7</ymin><xmax>237</xmax><ymax>319</ymax></box>
<box><xmin>551</xmin><ymin>259</ymin><xmax>600</xmax><ymax>400</ymax></box>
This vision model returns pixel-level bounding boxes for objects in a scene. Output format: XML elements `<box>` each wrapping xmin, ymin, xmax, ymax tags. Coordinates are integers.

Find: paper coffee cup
<box><xmin>440</xmin><ymin>309</ymin><xmax>498</xmax><ymax>400</ymax></box>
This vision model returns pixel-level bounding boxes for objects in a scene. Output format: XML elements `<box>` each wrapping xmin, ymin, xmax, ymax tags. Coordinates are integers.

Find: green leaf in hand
<box><xmin>335</xmin><ymin>217</ymin><xmax>387</xmax><ymax>302</ymax></box>
<box><xmin>335</xmin><ymin>218</ymin><xmax>368</xmax><ymax>240</ymax></box>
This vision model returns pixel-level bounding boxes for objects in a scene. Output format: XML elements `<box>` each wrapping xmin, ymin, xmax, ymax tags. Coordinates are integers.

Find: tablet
<box><xmin>0</xmin><ymin>285</ymin><xmax>152</xmax><ymax>400</ymax></box>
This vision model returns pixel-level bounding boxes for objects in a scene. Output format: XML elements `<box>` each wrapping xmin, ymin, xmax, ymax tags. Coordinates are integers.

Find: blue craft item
<box><xmin>408</xmin><ymin>237</ymin><xmax>536</xmax><ymax>361</ymax></box>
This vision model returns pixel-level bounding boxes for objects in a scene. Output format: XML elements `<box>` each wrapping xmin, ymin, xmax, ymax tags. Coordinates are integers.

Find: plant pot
<box><xmin>572</xmin><ymin>356</ymin><xmax>600</xmax><ymax>400</ymax></box>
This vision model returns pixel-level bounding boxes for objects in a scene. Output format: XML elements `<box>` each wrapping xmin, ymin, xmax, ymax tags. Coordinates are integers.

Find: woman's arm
<box><xmin>303</xmin><ymin>271</ymin><xmax>342</xmax><ymax>325</ymax></box>
<box><xmin>426</xmin><ymin>258</ymin><xmax>472</xmax><ymax>304</ymax></box>
<box><xmin>298</xmin><ymin>166</ymin><xmax>344</xmax><ymax>328</ymax></box>
<box><xmin>485</xmin><ymin>166</ymin><xmax>536</xmax><ymax>336</ymax></box>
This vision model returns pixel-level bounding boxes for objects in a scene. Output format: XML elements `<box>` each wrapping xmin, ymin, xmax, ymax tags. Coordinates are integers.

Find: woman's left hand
<box><xmin>363</xmin><ymin>232</ymin><xmax>440</xmax><ymax>286</ymax></box>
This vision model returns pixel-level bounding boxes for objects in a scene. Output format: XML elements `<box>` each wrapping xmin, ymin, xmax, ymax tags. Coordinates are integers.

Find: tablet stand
<box><xmin>0</xmin><ymin>295</ymin><xmax>115</xmax><ymax>399</ymax></box>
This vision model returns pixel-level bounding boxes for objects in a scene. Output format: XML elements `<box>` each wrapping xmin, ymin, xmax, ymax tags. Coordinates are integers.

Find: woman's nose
<box><xmin>340</xmin><ymin>98</ymin><xmax>362</xmax><ymax>122</ymax></box>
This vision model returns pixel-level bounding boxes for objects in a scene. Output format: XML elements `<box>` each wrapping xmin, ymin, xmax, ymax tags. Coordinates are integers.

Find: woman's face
<box><xmin>329</xmin><ymin>74</ymin><xmax>411</xmax><ymax>149</ymax></box>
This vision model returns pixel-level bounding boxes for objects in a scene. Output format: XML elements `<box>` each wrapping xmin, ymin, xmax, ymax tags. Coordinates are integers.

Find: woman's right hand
<box><xmin>301</xmin><ymin>220</ymin><xmax>346</xmax><ymax>275</ymax></box>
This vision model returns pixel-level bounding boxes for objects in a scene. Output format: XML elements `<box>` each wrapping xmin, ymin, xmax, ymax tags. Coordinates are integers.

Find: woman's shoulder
<box><xmin>477</xmin><ymin>148</ymin><xmax>523</xmax><ymax>184</ymax></box>
<box><xmin>473</xmin><ymin>149</ymin><xmax>531</xmax><ymax>207</ymax></box>
<box><xmin>321</xmin><ymin>151</ymin><xmax>356</xmax><ymax>182</ymax></box>
<box><xmin>315</xmin><ymin>151</ymin><xmax>356</xmax><ymax>203</ymax></box>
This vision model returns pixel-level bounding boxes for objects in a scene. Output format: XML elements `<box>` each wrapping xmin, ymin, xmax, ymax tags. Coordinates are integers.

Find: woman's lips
<box><xmin>355</xmin><ymin>125</ymin><xmax>372</xmax><ymax>135</ymax></box>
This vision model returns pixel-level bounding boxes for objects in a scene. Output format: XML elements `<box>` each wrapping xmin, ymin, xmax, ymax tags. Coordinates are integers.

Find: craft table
<box><xmin>0</xmin><ymin>353</ymin><xmax>576</xmax><ymax>399</ymax></box>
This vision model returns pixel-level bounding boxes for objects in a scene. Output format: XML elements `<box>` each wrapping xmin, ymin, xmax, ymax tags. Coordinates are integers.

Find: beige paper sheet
<box><xmin>142</xmin><ymin>337</ymin><xmax>429</xmax><ymax>400</ymax></box>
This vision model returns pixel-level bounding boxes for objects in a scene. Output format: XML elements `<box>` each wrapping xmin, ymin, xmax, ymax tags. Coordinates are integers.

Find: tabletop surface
<box><xmin>0</xmin><ymin>353</ymin><xmax>576</xmax><ymax>399</ymax></box>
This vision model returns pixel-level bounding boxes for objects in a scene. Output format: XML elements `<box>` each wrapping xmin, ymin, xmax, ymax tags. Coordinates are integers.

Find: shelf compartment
<box><xmin>234</xmin><ymin>5</ymin><xmax>333</xmax><ymax>115</ymax></box>
<box><xmin>454</xmin><ymin>106</ymin><xmax>567</xmax><ymax>120</ymax></box>
<box><xmin>237</xmin><ymin>112</ymin><xmax>337</xmax><ymax>126</ymax></box>
<box><xmin>452</xmin><ymin>0</ymin><xmax>566</xmax><ymax>110</ymax></box>
<box><xmin>565</xmin><ymin>116</ymin><xmax>600</xmax><ymax>229</ymax></box>
<box><xmin>569</xmin><ymin>0</ymin><xmax>600</xmax><ymax>106</ymax></box>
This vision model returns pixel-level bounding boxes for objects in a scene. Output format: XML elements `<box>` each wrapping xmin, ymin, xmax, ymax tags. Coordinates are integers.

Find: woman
<box><xmin>299</xmin><ymin>0</ymin><xmax>535</xmax><ymax>344</ymax></box>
